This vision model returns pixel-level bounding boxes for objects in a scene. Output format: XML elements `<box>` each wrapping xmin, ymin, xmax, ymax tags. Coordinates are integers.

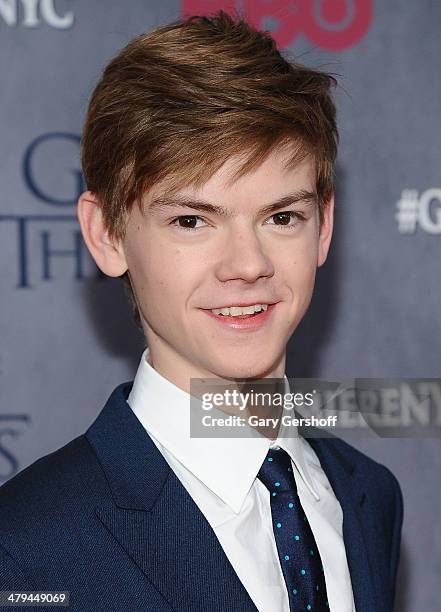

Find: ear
<box><xmin>317</xmin><ymin>193</ymin><xmax>334</xmax><ymax>267</ymax></box>
<box><xmin>77</xmin><ymin>191</ymin><xmax>128</xmax><ymax>277</ymax></box>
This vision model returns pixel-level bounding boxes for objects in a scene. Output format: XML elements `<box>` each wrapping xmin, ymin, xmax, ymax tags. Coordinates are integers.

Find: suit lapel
<box><xmin>86</xmin><ymin>383</ymin><xmax>257</xmax><ymax>612</ymax></box>
<box><xmin>305</xmin><ymin>434</ymin><xmax>383</xmax><ymax>612</ymax></box>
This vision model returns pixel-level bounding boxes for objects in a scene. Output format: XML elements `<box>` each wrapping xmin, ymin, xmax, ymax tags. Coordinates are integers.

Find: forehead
<box><xmin>144</xmin><ymin>147</ymin><xmax>316</xmax><ymax>211</ymax></box>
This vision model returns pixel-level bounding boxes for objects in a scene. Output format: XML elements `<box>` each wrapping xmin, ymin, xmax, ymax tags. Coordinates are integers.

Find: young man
<box><xmin>0</xmin><ymin>11</ymin><xmax>402</xmax><ymax>612</ymax></box>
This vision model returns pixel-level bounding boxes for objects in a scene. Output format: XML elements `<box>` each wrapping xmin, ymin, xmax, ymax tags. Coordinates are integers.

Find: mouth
<box><xmin>212</xmin><ymin>303</ymin><xmax>268</xmax><ymax>314</ymax></box>
<box><xmin>201</xmin><ymin>303</ymin><xmax>278</xmax><ymax>331</ymax></box>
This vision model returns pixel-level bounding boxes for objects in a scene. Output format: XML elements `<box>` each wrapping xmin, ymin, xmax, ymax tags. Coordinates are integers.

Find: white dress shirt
<box><xmin>127</xmin><ymin>348</ymin><xmax>356</xmax><ymax>612</ymax></box>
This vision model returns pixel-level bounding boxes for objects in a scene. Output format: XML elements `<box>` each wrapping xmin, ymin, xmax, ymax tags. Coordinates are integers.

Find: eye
<box><xmin>266</xmin><ymin>211</ymin><xmax>306</xmax><ymax>229</ymax></box>
<box><xmin>170</xmin><ymin>215</ymin><xmax>207</xmax><ymax>231</ymax></box>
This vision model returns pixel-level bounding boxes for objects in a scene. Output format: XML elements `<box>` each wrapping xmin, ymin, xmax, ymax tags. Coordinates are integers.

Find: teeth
<box><xmin>211</xmin><ymin>303</ymin><xmax>269</xmax><ymax>316</ymax></box>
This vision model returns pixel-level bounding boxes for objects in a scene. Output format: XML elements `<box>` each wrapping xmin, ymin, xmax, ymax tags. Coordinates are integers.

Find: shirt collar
<box><xmin>128</xmin><ymin>348</ymin><xmax>320</xmax><ymax>514</ymax></box>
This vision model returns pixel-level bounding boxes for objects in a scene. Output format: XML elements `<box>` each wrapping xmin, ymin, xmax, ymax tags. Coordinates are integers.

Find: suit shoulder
<box><xmin>327</xmin><ymin>435</ymin><xmax>402</xmax><ymax>493</ymax></box>
<box><xmin>0</xmin><ymin>434</ymin><xmax>114</xmax><ymax>590</ymax></box>
<box><xmin>0</xmin><ymin>434</ymin><xmax>108</xmax><ymax>531</ymax></box>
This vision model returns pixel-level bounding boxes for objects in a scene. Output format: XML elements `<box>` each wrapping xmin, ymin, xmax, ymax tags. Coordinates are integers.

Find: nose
<box><xmin>214</xmin><ymin>223</ymin><xmax>275</xmax><ymax>283</ymax></box>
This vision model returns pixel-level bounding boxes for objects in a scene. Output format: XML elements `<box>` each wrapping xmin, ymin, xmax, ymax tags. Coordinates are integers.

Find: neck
<box><xmin>145</xmin><ymin>338</ymin><xmax>286</xmax><ymax>395</ymax></box>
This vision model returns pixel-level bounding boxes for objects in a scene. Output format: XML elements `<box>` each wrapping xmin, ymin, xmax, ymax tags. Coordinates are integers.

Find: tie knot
<box><xmin>257</xmin><ymin>447</ymin><xmax>297</xmax><ymax>494</ymax></box>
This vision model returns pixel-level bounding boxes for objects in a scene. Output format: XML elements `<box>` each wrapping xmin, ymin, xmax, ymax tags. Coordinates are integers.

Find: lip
<box><xmin>210</xmin><ymin>301</ymin><xmax>275</xmax><ymax>309</ymax></box>
<box><xmin>201</xmin><ymin>303</ymin><xmax>278</xmax><ymax>331</ymax></box>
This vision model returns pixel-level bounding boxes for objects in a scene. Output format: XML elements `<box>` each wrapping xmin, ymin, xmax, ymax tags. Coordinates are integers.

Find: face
<box><xmin>121</xmin><ymin>146</ymin><xmax>333</xmax><ymax>390</ymax></box>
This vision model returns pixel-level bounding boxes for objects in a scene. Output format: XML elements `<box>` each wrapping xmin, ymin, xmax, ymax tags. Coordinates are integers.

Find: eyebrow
<box><xmin>146</xmin><ymin>189</ymin><xmax>318</xmax><ymax>218</ymax></box>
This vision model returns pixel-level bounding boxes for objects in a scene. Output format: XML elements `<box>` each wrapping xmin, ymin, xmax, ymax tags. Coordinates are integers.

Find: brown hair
<box><xmin>80</xmin><ymin>9</ymin><xmax>339</xmax><ymax>326</ymax></box>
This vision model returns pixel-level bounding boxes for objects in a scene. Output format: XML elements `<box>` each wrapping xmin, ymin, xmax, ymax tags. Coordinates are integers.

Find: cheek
<box><xmin>278</xmin><ymin>238</ymin><xmax>319</xmax><ymax>287</ymax></box>
<box><xmin>124</xmin><ymin>235</ymin><xmax>161</xmax><ymax>299</ymax></box>
<box><xmin>128</xmin><ymin>240</ymin><xmax>193</xmax><ymax>310</ymax></box>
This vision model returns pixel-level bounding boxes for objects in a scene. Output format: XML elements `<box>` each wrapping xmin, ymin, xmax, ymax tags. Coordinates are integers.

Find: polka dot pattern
<box><xmin>257</xmin><ymin>448</ymin><xmax>329</xmax><ymax>610</ymax></box>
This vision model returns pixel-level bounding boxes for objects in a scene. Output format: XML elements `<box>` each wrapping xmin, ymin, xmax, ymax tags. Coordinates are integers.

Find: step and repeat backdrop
<box><xmin>0</xmin><ymin>1</ymin><xmax>439</xmax><ymax>610</ymax></box>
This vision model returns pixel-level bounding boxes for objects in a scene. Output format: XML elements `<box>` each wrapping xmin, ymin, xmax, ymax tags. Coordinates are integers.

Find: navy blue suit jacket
<box><xmin>0</xmin><ymin>383</ymin><xmax>403</xmax><ymax>612</ymax></box>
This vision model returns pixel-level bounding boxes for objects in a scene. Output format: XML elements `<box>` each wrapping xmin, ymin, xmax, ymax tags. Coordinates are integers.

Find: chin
<box><xmin>211</xmin><ymin>357</ymin><xmax>276</xmax><ymax>381</ymax></box>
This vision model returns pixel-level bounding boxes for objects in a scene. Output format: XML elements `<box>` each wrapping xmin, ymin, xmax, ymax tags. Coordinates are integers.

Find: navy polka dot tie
<box><xmin>257</xmin><ymin>447</ymin><xmax>329</xmax><ymax>611</ymax></box>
